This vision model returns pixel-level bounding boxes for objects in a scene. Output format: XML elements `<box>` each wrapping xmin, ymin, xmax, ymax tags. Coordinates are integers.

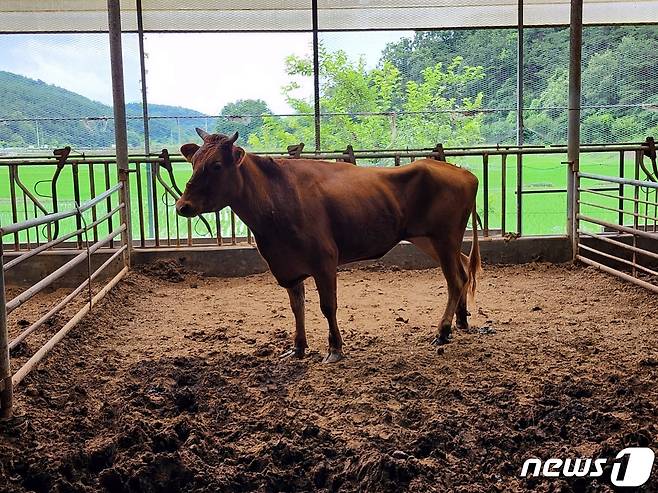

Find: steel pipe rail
<box><xmin>577</xmin><ymin>255</ymin><xmax>658</xmax><ymax>294</ymax></box>
<box><xmin>578</xmin><ymin>243</ymin><xmax>658</xmax><ymax>277</ymax></box>
<box><xmin>579</xmin><ymin>188</ymin><xmax>658</xmax><ymax>208</ymax></box>
<box><xmin>9</xmin><ymin>245</ymin><xmax>127</xmax><ymax>351</ymax></box>
<box><xmin>577</xmin><ymin>200</ymin><xmax>657</xmax><ymax>223</ymax></box>
<box><xmin>0</xmin><ymin>182</ymin><xmax>129</xmax><ymax>416</ymax></box>
<box><xmin>575</xmin><ymin>165</ymin><xmax>657</xmax><ymax>295</ymax></box>
<box><xmin>577</xmin><ymin>214</ymin><xmax>658</xmax><ymax>240</ymax></box>
<box><xmin>12</xmin><ymin>266</ymin><xmax>129</xmax><ymax>386</ymax></box>
<box><xmin>578</xmin><ymin>230</ymin><xmax>658</xmax><ymax>262</ymax></box>
<box><xmin>0</xmin><ymin>243</ymin><xmax>10</xmax><ymax>418</ymax></box>
<box><xmin>3</xmin><ymin>204</ymin><xmax>124</xmax><ymax>272</ymax></box>
<box><xmin>0</xmin><ymin>183</ymin><xmax>122</xmax><ymax>236</ymax></box>
<box><xmin>579</xmin><ymin>172</ymin><xmax>658</xmax><ymax>190</ymax></box>
<box><xmin>0</xmin><ymin>176</ymin><xmax>128</xmax><ymax>418</ymax></box>
<box><xmin>1</xmin><ymin>140</ymin><xmax>655</xmax><ymax>256</ymax></box>
<box><xmin>0</xmin><ymin>141</ymin><xmax>651</xmax><ymax>166</ymax></box>
<box><xmin>5</xmin><ymin>224</ymin><xmax>125</xmax><ymax>314</ymax></box>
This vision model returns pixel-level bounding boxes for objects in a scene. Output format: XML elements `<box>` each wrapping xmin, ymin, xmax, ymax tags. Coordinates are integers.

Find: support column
<box><xmin>136</xmin><ymin>0</ymin><xmax>155</xmax><ymax>238</ymax></box>
<box><xmin>108</xmin><ymin>0</ymin><xmax>133</xmax><ymax>266</ymax></box>
<box><xmin>516</xmin><ymin>0</ymin><xmax>524</xmax><ymax>235</ymax></box>
<box><xmin>0</xmin><ymin>243</ymin><xmax>12</xmax><ymax>419</ymax></box>
<box><xmin>312</xmin><ymin>0</ymin><xmax>321</xmax><ymax>152</ymax></box>
<box><xmin>567</xmin><ymin>0</ymin><xmax>583</xmax><ymax>259</ymax></box>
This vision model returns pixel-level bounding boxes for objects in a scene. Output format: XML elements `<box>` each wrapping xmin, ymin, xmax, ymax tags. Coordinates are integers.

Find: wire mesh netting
<box><xmin>0</xmin><ymin>13</ymin><xmax>655</xmax><ymax>155</ymax></box>
<box><xmin>0</xmin><ymin>32</ymin><xmax>144</xmax><ymax>152</ymax></box>
<box><xmin>0</xmin><ymin>2</ymin><xmax>657</xmax><ymax>243</ymax></box>
<box><xmin>316</xmin><ymin>29</ymin><xmax>518</xmax><ymax>151</ymax></box>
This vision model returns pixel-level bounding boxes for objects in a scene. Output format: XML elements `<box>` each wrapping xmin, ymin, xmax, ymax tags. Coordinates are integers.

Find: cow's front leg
<box><xmin>280</xmin><ymin>281</ymin><xmax>307</xmax><ymax>359</ymax></box>
<box><xmin>313</xmin><ymin>269</ymin><xmax>344</xmax><ymax>363</ymax></box>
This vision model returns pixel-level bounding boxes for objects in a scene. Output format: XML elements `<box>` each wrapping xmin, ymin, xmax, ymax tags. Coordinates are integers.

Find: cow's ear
<box><xmin>233</xmin><ymin>146</ymin><xmax>246</xmax><ymax>167</ymax></box>
<box><xmin>180</xmin><ymin>143</ymin><xmax>199</xmax><ymax>163</ymax></box>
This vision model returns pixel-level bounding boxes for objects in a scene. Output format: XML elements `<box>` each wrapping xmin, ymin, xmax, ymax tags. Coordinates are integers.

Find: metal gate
<box><xmin>0</xmin><ymin>181</ymin><xmax>130</xmax><ymax>418</ymax></box>
<box><xmin>575</xmin><ymin>149</ymin><xmax>658</xmax><ymax>293</ymax></box>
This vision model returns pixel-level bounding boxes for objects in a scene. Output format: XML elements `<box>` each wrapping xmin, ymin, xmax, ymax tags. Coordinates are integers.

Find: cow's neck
<box><xmin>227</xmin><ymin>154</ymin><xmax>281</xmax><ymax>236</ymax></box>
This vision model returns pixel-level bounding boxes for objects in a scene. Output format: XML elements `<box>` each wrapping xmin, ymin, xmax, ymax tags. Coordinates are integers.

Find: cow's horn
<box><xmin>196</xmin><ymin>127</ymin><xmax>210</xmax><ymax>140</ymax></box>
<box><xmin>228</xmin><ymin>131</ymin><xmax>239</xmax><ymax>144</ymax></box>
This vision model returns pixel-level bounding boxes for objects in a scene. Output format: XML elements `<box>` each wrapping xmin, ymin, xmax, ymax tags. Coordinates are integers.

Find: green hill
<box><xmin>0</xmin><ymin>70</ymin><xmax>212</xmax><ymax>150</ymax></box>
<box><xmin>125</xmin><ymin>102</ymin><xmax>210</xmax><ymax>150</ymax></box>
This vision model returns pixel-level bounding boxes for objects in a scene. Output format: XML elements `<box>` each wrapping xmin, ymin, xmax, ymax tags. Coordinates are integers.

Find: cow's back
<box><xmin>268</xmin><ymin>158</ymin><xmax>475</xmax><ymax>264</ymax></box>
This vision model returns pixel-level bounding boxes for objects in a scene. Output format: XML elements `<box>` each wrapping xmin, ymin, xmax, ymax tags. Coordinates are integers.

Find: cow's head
<box><xmin>175</xmin><ymin>128</ymin><xmax>246</xmax><ymax>217</ymax></box>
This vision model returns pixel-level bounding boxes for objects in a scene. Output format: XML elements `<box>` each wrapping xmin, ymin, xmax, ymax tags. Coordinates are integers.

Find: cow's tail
<box><xmin>466</xmin><ymin>201</ymin><xmax>482</xmax><ymax>299</ymax></box>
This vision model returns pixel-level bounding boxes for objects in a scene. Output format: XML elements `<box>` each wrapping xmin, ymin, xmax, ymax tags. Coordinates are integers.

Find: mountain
<box><xmin>0</xmin><ymin>70</ymin><xmax>213</xmax><ymax>150</ymax></box>
<box><xmin>125</xmin><ymin>103</ymin><xmax>212</xmax><ymax>151</ymax></box>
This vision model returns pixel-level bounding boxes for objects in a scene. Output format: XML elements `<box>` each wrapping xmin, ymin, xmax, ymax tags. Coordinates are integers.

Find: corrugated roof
<box><xmin>1</xmin><ymin>1</ymin><xmax>656</xmax><ymax>33</ymax></box>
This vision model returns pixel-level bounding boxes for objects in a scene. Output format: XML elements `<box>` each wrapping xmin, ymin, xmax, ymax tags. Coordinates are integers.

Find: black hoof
<box><xmin>431</xmin><ymin>335</ymin><xmax>451</xmax><ymax>346</ymax></box>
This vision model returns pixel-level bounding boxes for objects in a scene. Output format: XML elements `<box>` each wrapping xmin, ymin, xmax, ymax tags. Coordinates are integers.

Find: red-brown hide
<box><xmin>176</xmin><ymin>129</ymin><xmax>480</xmax><ymax>362</ymax></box>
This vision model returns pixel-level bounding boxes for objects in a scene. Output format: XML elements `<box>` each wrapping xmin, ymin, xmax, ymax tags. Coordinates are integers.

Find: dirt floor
<box><xmin>0</xmin><ymin>260</ymin><xmax>657</xmax><ymax>492</ymax></box>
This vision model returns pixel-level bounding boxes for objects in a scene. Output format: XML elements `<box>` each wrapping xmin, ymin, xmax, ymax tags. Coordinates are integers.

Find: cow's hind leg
<box><xmin>410</xmin><ymin>237</ymin><xmax>469</xmax><ymax>340</ymax></box>
<box><xmin>313</xmin><ymin>268</ymin><xmax>344</xmax><ymax>363</ymax></box>
<box><xmin>456</xmin><ymin>253</ymin><xmax>470</xmax><ymax>331</ymax></box>
<box><xmin>280</xmin><ymin>280</ymin><xmax>307</xmax><ymax>359</ymax></box>
<box><xmin>433</xmin><ymin>241</ymin><xmax>468</xmax><ymax>345</ymax></box>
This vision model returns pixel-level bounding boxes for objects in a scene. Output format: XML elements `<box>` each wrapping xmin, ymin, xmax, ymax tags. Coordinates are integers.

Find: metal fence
<box><xmin>1</xmin><ymin>138</ymin><xmax>656</xmax><ymax>250</ymax></box>
<box><xmin>575</xmin><ymin>144</ymin><xmax>658</xmax><ymax>293</ymax></box>
<box><xmin>0</xmin><ymin>137</ymin><xmax>656</xmax><ymax>417</ymax></box>
<box><xmin>0</xmin><ymin>7</ymin><xmax>656</xmax><ymax>155</ymax></box>
<box><xmin>0</xmin><ymin>176</ymin><xmax>130</xmax><ymax>418</ymax></box>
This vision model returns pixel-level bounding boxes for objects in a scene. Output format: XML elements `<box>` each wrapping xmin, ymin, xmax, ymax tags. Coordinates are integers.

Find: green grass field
<box><xmin>0</xmin><ymin>151</ymin><xmax>652</xmax><ymax>247</ymax></box>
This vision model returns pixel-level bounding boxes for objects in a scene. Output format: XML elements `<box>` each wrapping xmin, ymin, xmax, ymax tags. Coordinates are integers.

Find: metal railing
<box><xmin>575</xmin><ymin>142</ymin><xmax>658</xmax><ymax>293</ymax></box>
<box><xmin>0</xmin><ymin>183</ymin><xmax>129</xmax><ymax>418</ymax></box>
<box><xmin>2</xmin><ymin>139</ymin><xmax>656</xmax><ymax>250</ymax></box>
<box><xmin>0</xmin><ymin>139</ymin><xmax>657</xmax><ymax>417</ymax></box>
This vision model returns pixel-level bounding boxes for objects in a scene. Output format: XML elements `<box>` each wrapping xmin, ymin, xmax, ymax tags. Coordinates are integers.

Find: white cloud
<box><xmin>0</xmin><ymin>34</ymin><xmax>142</xmax><ymax>107</ymax></box>
<box><xmin>322</xmin><ymin>31</ymin><xmax>411</xmax><ymax>69</ymax></box>
<box><xmin>0</xmin><ymin>31</ymin><xmax>409</xmax><ymax>116</ymax></box>
<box><xmin>142</xmin><ymin>32</ymin><xmax>314</xmax><ymax>115</ymax></box>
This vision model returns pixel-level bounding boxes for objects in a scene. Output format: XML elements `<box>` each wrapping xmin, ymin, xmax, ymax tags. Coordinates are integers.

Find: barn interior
<box><xmin>0</xmin><ymin>1</ymin><xmax>657</xmax><ymax>491</ymax></box>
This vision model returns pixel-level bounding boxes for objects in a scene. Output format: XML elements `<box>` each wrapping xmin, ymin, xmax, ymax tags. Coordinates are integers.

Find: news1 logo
<box><xmin>520</xmin><ymin>447</ymin><xmax>655</xmax><ymax>487</ymax></box>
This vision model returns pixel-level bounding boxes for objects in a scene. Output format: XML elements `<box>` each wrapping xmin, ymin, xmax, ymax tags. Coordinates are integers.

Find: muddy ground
<box><xmin>0</xmin><ymin>261</ymin><xmax>657</xmax><ymax>492</ymax></box>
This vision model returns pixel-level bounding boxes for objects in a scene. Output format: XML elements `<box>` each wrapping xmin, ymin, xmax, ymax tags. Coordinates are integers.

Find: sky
<box><xmin>0</xmin><ymin>31</ymin><xmax>410</xmax><ymax>116</ymax></box>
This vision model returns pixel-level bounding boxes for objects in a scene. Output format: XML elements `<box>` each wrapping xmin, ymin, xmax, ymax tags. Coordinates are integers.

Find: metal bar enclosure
<box><xmin>108</xmin><ymin>0</ymin><xmax>133</xmax><ymax>266</ymax></box>
<box><xmin>567</xmin><ymin>0</ymin><xmax>583</xmax><ymax>258</ymax></box>
<box><xmin>312</xmin><ymin>0</ymin><xmax>321</xmax><ymax>152</ymax></box>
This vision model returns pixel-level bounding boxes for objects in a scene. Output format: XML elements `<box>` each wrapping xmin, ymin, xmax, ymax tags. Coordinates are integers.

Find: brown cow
<box><xmin>176</xmin><ymin>128</ymin><xmax>481</xmax><ymax>363</ymax></box>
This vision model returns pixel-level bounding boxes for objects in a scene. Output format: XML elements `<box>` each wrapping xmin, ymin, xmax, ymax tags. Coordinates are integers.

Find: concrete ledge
<box><xmin>4</xmin><ymin>236</ymin><xmax>572</xmax><ymax>287</ymax></box>
<box><xmin>134</xmin><ymin>245</ymin><xmax>269</xmax><ymax>278</ymax></box>
<box><xmin>373</xmin><ymin>236</ymin><xmax>572</xmax><ymax>269</ymax></box>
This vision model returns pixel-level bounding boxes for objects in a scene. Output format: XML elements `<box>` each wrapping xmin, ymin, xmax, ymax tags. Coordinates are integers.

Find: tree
<box><xmin>380</xmin><ymin>25</ymin><xmax>658</xmax><ymax>145</ymax></box>
<box><xmin>215</xmin><ymin>99</ymin><xmax>272</xmax><ymax>144</ymax></box>
<box><xmin>248</xmin><ymin>47</ymin><xmax>486</xmax><ymax>152</ymax></box>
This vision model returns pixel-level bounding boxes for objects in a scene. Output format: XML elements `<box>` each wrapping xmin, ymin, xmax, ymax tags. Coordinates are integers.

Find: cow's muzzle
<box><xmin>175</xmin><ymin>200</ymin><xmax>196</xmax><ymax>217</ymax></box>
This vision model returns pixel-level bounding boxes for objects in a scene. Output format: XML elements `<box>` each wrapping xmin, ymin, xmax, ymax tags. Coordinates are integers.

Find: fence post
<box><xmin>567</xmin><ymin>0</ymin><xmax>583</xmax><ymax>261</ymax></box>
<box><xmin>0</xmin><ymin>242</ymin><xmax>13</xmax><ymax>418</ymax></box>
<box><xmin>311</xmin><ymin>0</ymin><xmax>321</xmax><ymax>152</ymax></box>
<box><xmin>108</xmin><ymin>0</ymin><xmax>133</xmax><ymax>267</ymax></box>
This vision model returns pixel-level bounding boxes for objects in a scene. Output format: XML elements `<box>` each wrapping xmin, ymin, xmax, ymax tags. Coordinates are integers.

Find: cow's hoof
<box><xmin>322</xmin><ymin>351</ymin><xmax>344</xmax><ymax>364</ymax></box>
<box><xmin>431</xmin><ymin>335</ymin><xmax>451</xmax><ymax>346</ymax></box>
<box><xmin>279</xmin><ymin>347</ymin><xmax>305</xmax><ymax>359</ymax></box>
